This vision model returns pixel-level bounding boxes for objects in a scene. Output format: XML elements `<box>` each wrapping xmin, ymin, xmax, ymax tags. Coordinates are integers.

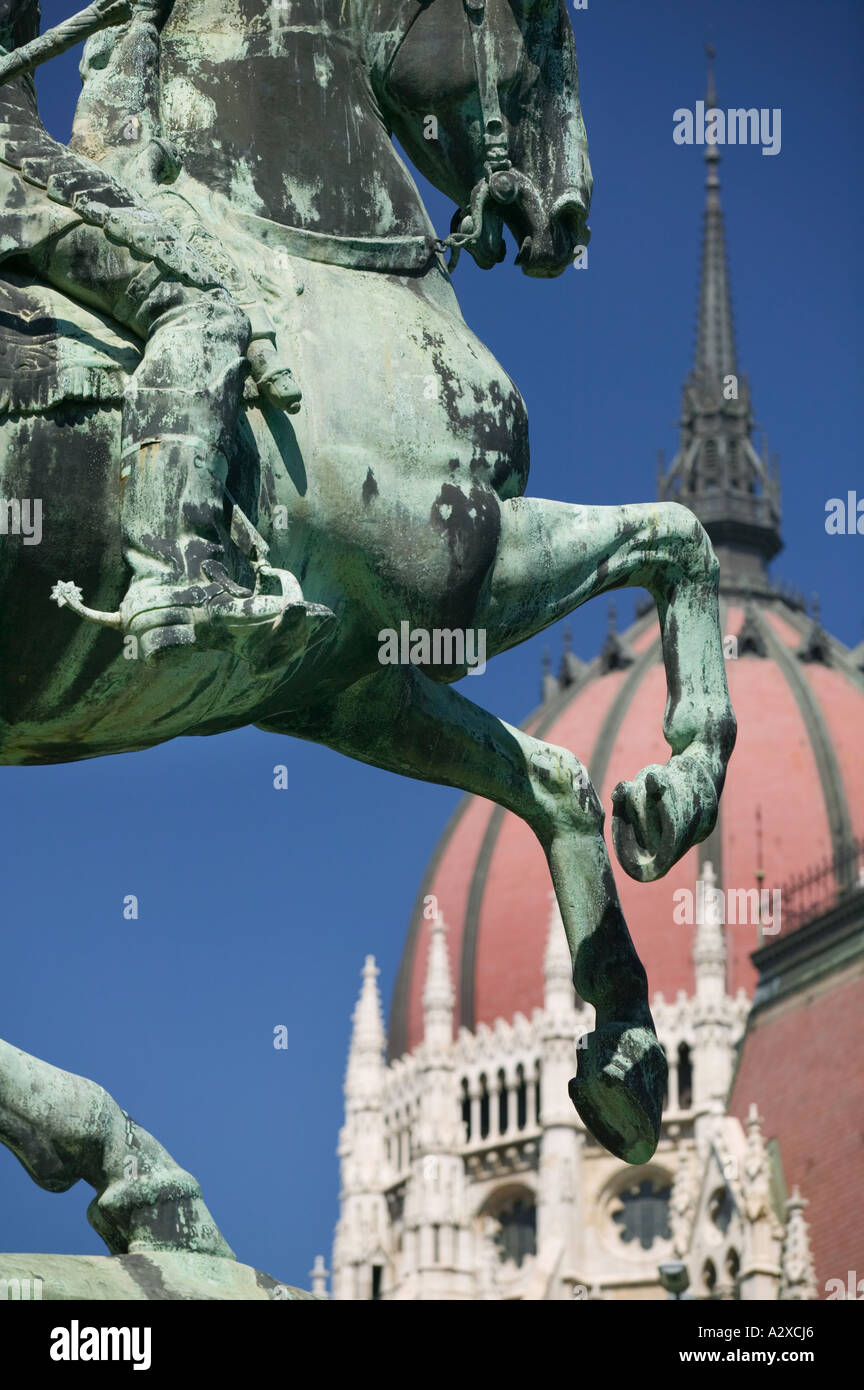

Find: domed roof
<box><xmin>389</xmin><ymin>596</ymin><xmax>864</xmax><ymax>1059</ymax></box>
<box><xmin>388</xmin><ymin>128</ymin><xmax>864</xmax><ymax>1061</ymax></box>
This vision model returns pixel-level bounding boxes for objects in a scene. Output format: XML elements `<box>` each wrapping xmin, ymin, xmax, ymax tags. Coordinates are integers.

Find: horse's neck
<box><xmin>158</xmin><ymin>0</ymin><xmax>433</xmax><ymax>241</ymax></box>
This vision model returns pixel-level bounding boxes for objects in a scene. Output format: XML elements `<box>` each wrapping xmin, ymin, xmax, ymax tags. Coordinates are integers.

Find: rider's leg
<box><xmin>475</xmin><ymin>497</ymin><xmax>736</xmax><ymax>881</ymax></box>
<box><xmin>260</xmin><ymin>664</ymin><xmax>666</xmax><ymax>1164</ymax></box>
<box><xmin>0</xmin><ymin>1037</ymin><xmax>232</xmax><ymax>1257</ymax></box>
<box><xmin>32</xmin><ymin>223</ymin><xmax>331</xmax><ymax>665</ymax></box>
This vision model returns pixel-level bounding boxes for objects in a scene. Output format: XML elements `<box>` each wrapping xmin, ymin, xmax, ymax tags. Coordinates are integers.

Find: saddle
<box><xmin>0</xmin><ymin>267</ymin><xmax>139</xmax><ymax>417</ymax></box>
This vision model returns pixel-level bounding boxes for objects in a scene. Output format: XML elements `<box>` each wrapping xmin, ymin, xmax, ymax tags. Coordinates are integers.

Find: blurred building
<box><xmin>327</xmin><ymin>68</ymin><xmax>864</xmax><ymax>1301</ymax></box>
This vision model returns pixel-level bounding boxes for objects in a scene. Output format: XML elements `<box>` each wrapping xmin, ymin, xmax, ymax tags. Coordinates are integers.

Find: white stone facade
<box><xmin>328</xmin><ymin>873</ymin><xmax>815</xmax><ymax>1301</ymax></box>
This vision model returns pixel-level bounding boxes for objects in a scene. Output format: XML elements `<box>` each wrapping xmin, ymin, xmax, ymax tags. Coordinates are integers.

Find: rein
<box><xmin>379</xmin><ymin>0</ymin><xmax>521</xmax><ymax>271</ymax></box>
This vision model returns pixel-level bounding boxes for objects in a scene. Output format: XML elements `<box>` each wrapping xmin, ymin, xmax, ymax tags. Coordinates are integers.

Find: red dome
<box><xmin>389</xmin><ymin>596</ymin><xmax>864</xmax><ymax>1059</ymax></box>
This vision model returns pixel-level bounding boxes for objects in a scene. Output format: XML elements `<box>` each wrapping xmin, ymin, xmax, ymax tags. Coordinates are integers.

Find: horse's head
<box><xmin>368</xmin><ymin>0</ymin><xmax>592</xmax><ymax>276</ymax></box>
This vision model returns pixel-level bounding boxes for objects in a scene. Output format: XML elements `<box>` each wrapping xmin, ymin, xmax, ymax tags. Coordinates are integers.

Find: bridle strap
<box><xmin>462</xmin><ymin>0</ymin><xmax>511</xmax><ymax>172</ymax></box>
<box><xmin>374</xmin><ymin>0</ymin><xmax>524</xmax><ymax>271</ymax></box>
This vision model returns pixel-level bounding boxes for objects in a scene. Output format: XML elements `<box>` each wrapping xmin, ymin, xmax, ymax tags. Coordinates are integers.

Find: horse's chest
<box><xmin>279</xmin><ymin>262</ymin><xmax>529</xmax><ymax>498</ymax></box>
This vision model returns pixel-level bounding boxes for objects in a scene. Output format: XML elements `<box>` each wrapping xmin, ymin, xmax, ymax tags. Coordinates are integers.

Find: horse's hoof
<box><xmin>87</xmin><ymin>1173</ymin><xmax>234</xmax><ymax>1259</ymax></box>
<box><xmin>568</xmin><ymin>1023</ymin><xmax>666</xmax><ymax>1164</ymax></box>
<box><xmin>611</xmin><ymin>755</ymin><xmax>718</xmax><ymax>882</ymax></box>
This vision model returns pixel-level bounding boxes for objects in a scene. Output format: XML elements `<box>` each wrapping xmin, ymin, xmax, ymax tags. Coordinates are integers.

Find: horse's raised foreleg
<box><xmin>0</xmin><ymin>1038</ymin><xmax>232</xmax><ymax>1257</ymax></box>
<box><xmin>262</xmin><ymin>667</ymin><xmax>665</xmax><ymax>1162</ymax></box>
<box><xmin>480</xmin><ymin>499</ymin><xmax>736</xmax><ymax>881</ymax></box>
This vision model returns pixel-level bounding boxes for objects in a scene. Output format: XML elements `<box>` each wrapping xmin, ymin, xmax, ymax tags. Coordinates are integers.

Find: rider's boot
<box><xmin>119</xmin><ymin>434</ymin><xmax>332</xmax><ymax>671</ymax></box>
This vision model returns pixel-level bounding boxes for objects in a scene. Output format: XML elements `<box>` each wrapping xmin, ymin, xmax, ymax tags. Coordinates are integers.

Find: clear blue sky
<box><xmin>2</xmin><ymin>0</ymin><xmax>861</xmax><ymax>1288</ymax></box>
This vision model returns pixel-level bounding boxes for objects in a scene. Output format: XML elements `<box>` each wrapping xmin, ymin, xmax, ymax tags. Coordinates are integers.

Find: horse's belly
<box><xmin>273</xmin><ymin>259</ymin><xmax>529</xmax><ymax>496</ymax></box>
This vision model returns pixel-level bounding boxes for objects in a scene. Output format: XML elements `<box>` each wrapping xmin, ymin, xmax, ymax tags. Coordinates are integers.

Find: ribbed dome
<box><xmin>388</xmin><ymin>595</ymin><xmax>864</xmax><ymax>1059</ymax></box>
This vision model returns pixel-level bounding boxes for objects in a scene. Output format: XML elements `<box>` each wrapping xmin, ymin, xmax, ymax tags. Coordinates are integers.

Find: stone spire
<box><xmin>332</xmin><ymin>956</ymin><xmax>388</xmax><ymax>1300</ymax></box>
<box><xmin>739</xmin><ymin>1103</ymin><xmax>784</xmax><ymax>1299</ymax></box>
<box><xmin>691</xmin><ymin>861</ymin><xmax>735</xmax><ymax>1140</ymax></box>
<box><xmin>345</xmin><ymin>954</ymin><xmax>386</xmax><ymax>1100</ymax></box>
<box><xmin>780</xmin><ymin>1188</ymin><xmax>817</xmax><ymax>1300</ymax></box>
<box><xmin>408</xmin><ymin>914</ymin><xmax>472</xmax><ymax>1296</ymax></box>
<box><xmin>538</xmin><ymin>898</ymin><xmax>582</xmax><ymax>1279</ymax></box>
<box><xmin>422</xmin><ymin>914</ymin><xmax>455</xmax><ymax>1053</ymax></box>
<box><xmin>309</xmin><ymin>1254</ymin><xmax>329</xmax><ymax>1298</ymax></box>
<box><xmin>659</xmin><ymin>48</ymin><xmax>782</xmax><ymax>589</ymax></box>
<box><xmin>669</xmin><ymin>1139</ymin><xmax>700</xmax><ymax>1258</ymax></box>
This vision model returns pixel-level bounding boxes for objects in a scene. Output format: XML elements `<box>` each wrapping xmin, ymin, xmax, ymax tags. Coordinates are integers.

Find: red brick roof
<box><xmin>729</xmin><ymin>964</ymin><xmax>864</xmax><ymax>1296</ymax></box>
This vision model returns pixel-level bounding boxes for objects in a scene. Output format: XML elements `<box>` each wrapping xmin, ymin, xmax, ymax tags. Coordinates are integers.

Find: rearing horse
<box><xmin>0</xmin><ymin>0</ymin><xmax>734</xmax><ymax>1252</ymax></box>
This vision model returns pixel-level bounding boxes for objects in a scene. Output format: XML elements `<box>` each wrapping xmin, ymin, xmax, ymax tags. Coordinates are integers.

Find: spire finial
<box><xmin>422</xmin><ymin>913</ymin><xmax>455</xmax><ymax>1030</ymax></box>
<box><xmin>348</xmin><ymin>955</ymin><xmax>385</xmax><ymax>1059</ymax></box>
<box><xmin>345</xmin><ymin>954</ymin><xmax>386</xmax><ymax>1101</ymax></box>
<box><xmin>656</xmin><ymin>44</ymin><xmax>783</xmax><ymax>588</ymax></box>
<box><xmin>705</xmin><ymin>40</ymin><xmax>717</xmax><ymax>109</ymax></box>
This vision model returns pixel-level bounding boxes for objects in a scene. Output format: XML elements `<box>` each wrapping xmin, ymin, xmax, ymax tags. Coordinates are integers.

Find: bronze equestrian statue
<box><xmin>0</xmin><ymin>0</ymin><xmax>735</xmax><ymax>1272</ymax></box>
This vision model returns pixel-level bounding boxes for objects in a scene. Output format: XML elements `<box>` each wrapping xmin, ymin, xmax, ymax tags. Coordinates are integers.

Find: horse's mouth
<box><xmin>511</xmin><ymin>193</ymin><xmax>589</xmax><ymax>279</ymax></box>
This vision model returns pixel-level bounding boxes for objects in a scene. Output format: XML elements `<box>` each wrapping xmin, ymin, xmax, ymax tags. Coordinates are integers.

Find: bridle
<box><xmin>376</xmin><ymin>0</ymin><xmax>538</xmax><ymax>270</ymax></box>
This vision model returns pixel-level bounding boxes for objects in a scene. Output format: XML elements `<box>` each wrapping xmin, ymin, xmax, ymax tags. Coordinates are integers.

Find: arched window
<box><xmin>460</xmin><ymin>1077</ymin><xmax>471</xmax><ymax>1141</ymax></box>
<box><xmin>493</xmin><ymin>1197</ymin><xmax>537</xmax><ymax>1268</ymax></box>
<box><xmin>703</xmin><ymin>1260</ymin><xmax>717</xmax><ymax>1297</ymax></box>
<box><xmin>726</xmin><ymin>1249</ymin><xmax>741</xmax><ymax>1300</ymax></box>
<box><xmin>497</xmin><ymin>1068</ymin><xmax>508</xmax><ymax>1134</ymax></box>
<box><xmin>479</xmin><ymin>1074</ymin><xmax>490</xmax><ymax>1140</ymax></box>
<box><xmin>678</xmin><ymin>1042</ymin><xmax>693</xmax><ymax>1110</ymax></box>
<box><xmin>709</xmin><ymin>1187</ymin><xmax>735</xmax><ymax>1237</ymax></box>
<box><xmin>612</xmin><ymin>1178</ymin><xmax>672</xmax><ymax>1251</ymax></box>
<box><xmin>516</xmin><ymin>1063</ymin><xmax>527</xmax><ymax>1131</ymax></box>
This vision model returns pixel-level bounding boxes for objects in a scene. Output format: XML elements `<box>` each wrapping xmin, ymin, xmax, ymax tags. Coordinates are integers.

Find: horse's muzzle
<box><xmin>511</xmin><ymin>187</ymin><xmax>590</xmax><ymax>279</ymax></box>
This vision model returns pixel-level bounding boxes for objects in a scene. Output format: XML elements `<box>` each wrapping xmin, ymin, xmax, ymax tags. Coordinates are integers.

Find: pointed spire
<box><xmin>736</xmin><ymin>604</ymin><xmax>768</xmax><ymax>657</ymax></box>
<box><xmin>696</xmin><ymin>45</ymin><xmax>736</xmax><ymax>384</ymax></box>
<box><xmin>422</xmin><ymin>914</ymin><xmax>454</xmax><ymax>1049</ymax></box>
<box><xmin>558</xmin><ymin>623</ymin><xmax>587</xmax><ymax>688</ymax></box>
<box><xmin>798</xmin><ymin>593</ymin><xmax>832</xmax><ymax>665</ymax></box>
<box><xmin>345</xmin><ymin>955</ymin><xmax>386</xmax><ymax>1101</ymax></box>
<box><xmin>351</xmin><ymin>955</ymin><xmax>386</xmax><ymax>1054</ymax></box>
<box><xmin>693</xmin><ymin>859</ymin><xmax>726</xmax><ymax>983</ymax></box>
<box><xmin>741</xmin><ymin>1103</ymin><xmax>782</xmax><ymax>1233</ymax></box>
<box><xmin>541</xmin><ymin>646</ymin><xmax>559</xmax><ymax>703</ymax></box>
<box><xmin>780</xmin><ymin>1188</ymin><xmax>817</xmax><ymax>1300</ymax></box>
<box><xmin>658</xmin><ymin>49</ymin><xmax>782</xmax><ymax>590</ymax></box>
<box><xmin>309</xmin><ymin>1254</ymin><xmax>329</xmax><ymax>1298</ymax></box>
<box><xmin>598</xmin><ymin>600</ymin><xmax>634</xmax><ymax>673</ymax></box>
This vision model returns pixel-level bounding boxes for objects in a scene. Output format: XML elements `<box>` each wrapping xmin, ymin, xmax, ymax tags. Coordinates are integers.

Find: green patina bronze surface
<box><xmin>0</xmin><ymin>0</ymin><xmax>736</xmax><ymax>1292</ymax></box>
<box><xmin>0</xmin><ymin>1253</ymin><xmax>319</xmax><ymax>1299</ymax></box>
